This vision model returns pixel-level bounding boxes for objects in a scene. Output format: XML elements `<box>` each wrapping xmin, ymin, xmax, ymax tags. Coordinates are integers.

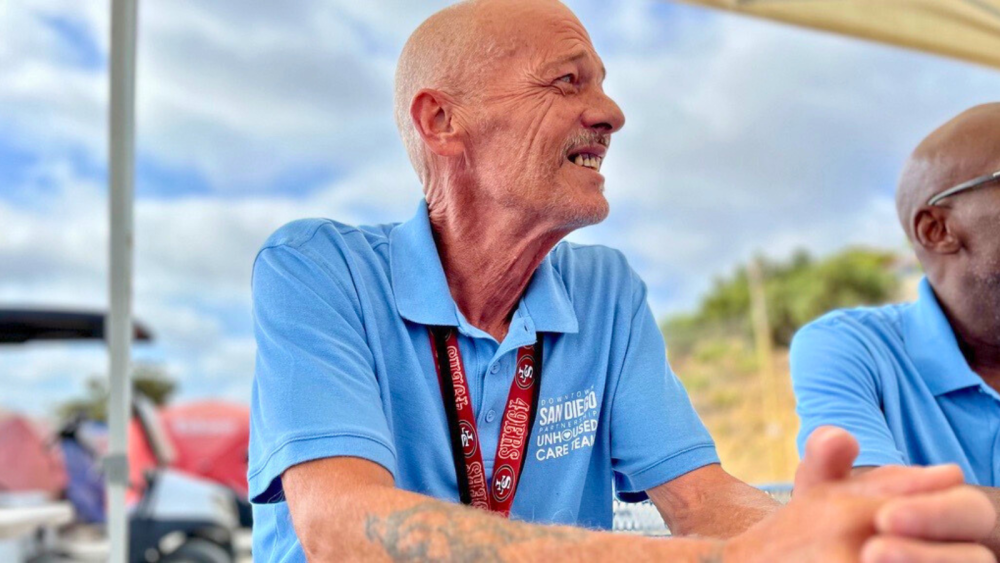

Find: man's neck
<box><xmin>959</xmin><ymin>334</ymin><xmax>1000</xmax><ymax>390</ymax></box>
<box><xmin>428</xmin><ymin>197</ymin><xmax>568</xmax><ymax>342</ymax></box>
<box><xmin>940</xmin><ymin>296</ymin><xmax>1000</xmax><ymax>383</ymax></box>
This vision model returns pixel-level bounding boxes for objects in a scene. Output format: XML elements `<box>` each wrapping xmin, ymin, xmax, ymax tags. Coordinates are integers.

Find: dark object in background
<box><xmin>58</xmin><ymin>416</ymin><xmax>107</xmax><ymax>524</ymax></box>
<box><xmin>0</xmin><ymin>309</ymin><xmax>152</xmax><ymax>344</ymax></box>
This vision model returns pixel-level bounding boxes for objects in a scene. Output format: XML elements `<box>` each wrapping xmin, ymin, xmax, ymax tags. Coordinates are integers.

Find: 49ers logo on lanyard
<box><xmin>515</xmin><ymin>352</ymin><xmax>535</xmax><ymax>390</ymax></box>
<box><xmin>429</xmin><ymin>327</ymin><xmax>543</xmax><ymax>517</ymax></box>
<box><xmin>458</xmin><ymin>420</ymin><xmax>478</xmax><ymax>458</ymax></box>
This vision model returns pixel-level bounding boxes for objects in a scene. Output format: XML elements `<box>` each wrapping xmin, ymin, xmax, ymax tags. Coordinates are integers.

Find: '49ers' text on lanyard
<box><xmin>429</xmin><ymin>327</ymin><xmax>543</xmax><ymax>517</ymax></box>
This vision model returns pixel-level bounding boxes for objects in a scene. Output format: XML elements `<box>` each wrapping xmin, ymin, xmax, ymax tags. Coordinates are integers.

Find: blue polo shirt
<box><xmin>248</xmin><ymin>200</ymin><xmax>718</xmax><ymax>561</ymax></box>
<box><xmin>791</xmin><ymin>277</ymin><xmax>1000</xmax><ymax>485</ymax></box>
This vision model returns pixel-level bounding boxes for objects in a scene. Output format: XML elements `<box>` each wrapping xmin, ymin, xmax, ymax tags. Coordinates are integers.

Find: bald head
<box><xmin>394</xmin><ymin>0</ymin><xmax>579</xmax><ymax>181</ymax></box>
<box><xmin>897</xmin><ymin>103</ymin><xmax>1000</xmax><ymax>241</ymax></box>
<box><xmin>896</xmin><ymin>103</ymin><xmax>1000</xmax><ymax>346</ymax></box>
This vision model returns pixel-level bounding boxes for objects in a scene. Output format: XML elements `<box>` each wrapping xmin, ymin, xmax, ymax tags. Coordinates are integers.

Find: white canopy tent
<box><xmin>672</xmin><ymin>0</ymin><xmax>1000</xmax><ymax>70</ymax></box>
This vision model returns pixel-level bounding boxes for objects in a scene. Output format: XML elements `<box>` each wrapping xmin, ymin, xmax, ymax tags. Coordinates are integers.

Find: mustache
<box><xmin>563</xmin><ymin>131</ymin><xmax>611</xmax><ymax>155</ymax></box>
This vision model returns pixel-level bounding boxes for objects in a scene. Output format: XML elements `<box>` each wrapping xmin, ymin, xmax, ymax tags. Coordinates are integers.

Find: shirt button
<box><xmin>486</xmin><ymin>410</ymin><xmax>496</xmax><ymax>423</ymax></box>
<box><xmin>490</xmin><ymin>363</ymin><xmax>500</xmax><ymax>374</ymax></box>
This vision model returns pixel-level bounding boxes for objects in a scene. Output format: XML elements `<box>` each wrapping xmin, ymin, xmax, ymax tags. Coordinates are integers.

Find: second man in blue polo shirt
<box><xmin>792</xmin><ymin>103</ymin><xmax>1000</xmax><ymax>554</ymax></box>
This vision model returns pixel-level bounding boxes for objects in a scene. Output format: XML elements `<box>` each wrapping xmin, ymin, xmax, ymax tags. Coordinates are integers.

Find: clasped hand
<box><xmin>725</xmin><ymin>426</ymin><xmax>996</xmax><ymax>563</ymax></box>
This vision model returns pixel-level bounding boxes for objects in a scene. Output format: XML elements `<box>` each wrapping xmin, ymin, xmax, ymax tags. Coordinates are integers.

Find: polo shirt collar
<box><xmin>389</xmin><ymin>200</ymin><xmax>579</xmax><ymax>335</ymax></box>
<box><xmin>521</xmin><ymin>252</ymin><xmax>579</xmax><ymax>334</ymax></box>
<box><xmin>903</xmin><ymin>277</ymin><xmax>980</xmax><ymax>396</ymax></box>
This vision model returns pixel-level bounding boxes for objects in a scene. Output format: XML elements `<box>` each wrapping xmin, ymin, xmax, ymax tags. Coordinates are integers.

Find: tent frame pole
<box><xmin>108</xmin><ymin>1</ymin><xmax>138</xmax><ymax>562</ymax></box>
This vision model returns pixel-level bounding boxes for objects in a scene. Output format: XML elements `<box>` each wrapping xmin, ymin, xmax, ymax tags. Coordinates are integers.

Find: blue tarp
<box><xmin>60</xmin><ymin>422</ymin><xmax>107</xmax><ymax>523</ymax></box>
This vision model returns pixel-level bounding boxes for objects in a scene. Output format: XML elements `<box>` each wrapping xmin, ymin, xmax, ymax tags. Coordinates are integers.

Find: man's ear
<box><xmin>913</xmin><ymin>206</ymin><xmax>962</xmax><ymax>255</ymax></box>
<box><xmin>409</xmin><ymin>89</ymin><xmax>465</xmax><ymax>158</ymax></box>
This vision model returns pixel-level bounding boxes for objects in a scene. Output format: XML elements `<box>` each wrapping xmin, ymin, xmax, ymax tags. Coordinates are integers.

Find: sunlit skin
<box><xmin>456</xmin><ymin>4</ymin><xmax>620</xmax><ymax>227</ymax></box>
<box><xmin>408</xmin><ymin>0</ymin><xmax>623</xmax><ymax>341</ymax></box>
<box><xmin>277</xmin><ymin>3</ymin><xmax>997</xmax><ymax>562</ymax></box>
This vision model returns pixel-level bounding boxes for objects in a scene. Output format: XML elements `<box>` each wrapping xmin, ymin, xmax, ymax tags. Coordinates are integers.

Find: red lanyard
<box><xmin>429</xmin><ymin>327</ymin><xmax>543</xmax><ymax>516</ymax></box>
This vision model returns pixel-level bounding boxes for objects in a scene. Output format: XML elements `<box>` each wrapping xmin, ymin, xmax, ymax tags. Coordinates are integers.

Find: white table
<box><xmin>0</xmin><ymin>502</ymin><xmax>74</xmax><ymax>540</ymax></box>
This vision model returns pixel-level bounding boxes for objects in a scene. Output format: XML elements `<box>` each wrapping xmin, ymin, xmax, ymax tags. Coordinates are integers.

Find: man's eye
<box><xmin>557</xmin><ymin>74</ymin><xmax>575</xmax><ymax>84</ymax></box>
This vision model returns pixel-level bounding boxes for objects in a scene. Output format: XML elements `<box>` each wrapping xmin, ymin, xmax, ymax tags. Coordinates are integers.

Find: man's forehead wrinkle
<box><xmin>537</xmin><ymin>36</ymin><xmax>603</xmax><ymax>79</ymax></box>
<box><xmin>544</xmin><ymin>17</ymin><xmax>595</xmax><ymax>50</ymax></box>
<box><xmin>539</xmin><ymin>50</ymin><xmax>586</xmax><ymax>73</ymax></box>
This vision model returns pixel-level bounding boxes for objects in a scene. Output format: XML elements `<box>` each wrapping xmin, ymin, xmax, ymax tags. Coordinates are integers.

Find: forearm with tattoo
<box><xmin>361</xmin><ymin>498</ymin><xmax>724</xmax><ymax>563</ymax></box>
<box><xmin>365</xmin><ymin>501</ymin><xmax>587</xmax><ymax>562</ymax></box>
<box><xmin>284</xmin><ymin>457</ymin><xmax>726</xmax><ymax>563</ymax></box>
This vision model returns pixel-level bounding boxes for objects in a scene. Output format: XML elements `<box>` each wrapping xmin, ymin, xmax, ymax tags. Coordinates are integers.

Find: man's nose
<box><xmin>583</xmin><ymin>90</ymin><xmax>625</xmax><ymax>134</ymax></box>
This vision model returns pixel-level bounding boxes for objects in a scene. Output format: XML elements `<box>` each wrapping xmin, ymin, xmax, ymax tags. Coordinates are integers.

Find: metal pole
<box><xmin>747</xmin><ymin>257</ymin><xmax>785</xmax><ymax>478</ymax></box>
<box><xmin>107</xmin><ymin>1</ymin><xmax>138</xmax><ymax>562</ymax></box>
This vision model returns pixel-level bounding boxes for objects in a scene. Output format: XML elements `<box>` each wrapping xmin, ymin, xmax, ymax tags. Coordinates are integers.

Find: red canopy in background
<box><xmin>126</xmin><ymin>400</ymin><xmax>250</xmax><ymax>499</ymax></box>
<box><xmin>0</xmin><ymin>411</ymin><xmax>67</xmax><ymax>497</ymax></box>
<box><xmin>159</xmin><ymin>402</ymin><xmax>250</xmax><ymax>497</ymax></box>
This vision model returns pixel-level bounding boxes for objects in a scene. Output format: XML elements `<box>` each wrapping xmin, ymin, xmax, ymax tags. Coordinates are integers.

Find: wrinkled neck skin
<box><xmin>425</xmin><ymin>177</ymin><xmax>570</xmax><ymax>343</ymax></box>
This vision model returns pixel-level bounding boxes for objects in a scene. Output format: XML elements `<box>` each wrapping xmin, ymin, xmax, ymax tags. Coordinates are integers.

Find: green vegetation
<box><xmin>56</xmin><ymin>364</ymin><xmax>177</xmax><ymax>421</ymax></box>
<box><xmin>662</xmin><ymin>247</ymin><xmax>904</xmax><ymax>483</ymax></box>
<box><xmin>664</xmin><ymin>248</ymin><xmax>900</xmax><ymax>351</ymax></box>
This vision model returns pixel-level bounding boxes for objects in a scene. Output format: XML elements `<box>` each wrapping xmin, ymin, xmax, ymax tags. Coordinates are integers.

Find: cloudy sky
<box><xmin>2</xmin><ymin>0</ymin><xmax>999</xmax><ymax>415</ymax></box>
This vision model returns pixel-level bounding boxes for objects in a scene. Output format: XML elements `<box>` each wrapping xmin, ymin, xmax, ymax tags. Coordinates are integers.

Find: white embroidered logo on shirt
<box><xmin>534</xmin><ymin>387</ymin><xmax>599</xmax><ymax>462</ymax></box>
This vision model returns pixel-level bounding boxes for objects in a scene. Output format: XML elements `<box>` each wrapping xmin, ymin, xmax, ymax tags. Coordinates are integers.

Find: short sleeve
<box><xmin>610</xmin><ymin>273</ymin><xmax>719</xmax><ymax>502</ymax></box>
<box><xmin>790</xmin><ymin>318</ymin><xmax>905</xmax><ymax>468</ymax></box>
<box><xmin>248</xmin><ymin>242</ymin><xmax>397</xmax><ymax>504</ymax></box>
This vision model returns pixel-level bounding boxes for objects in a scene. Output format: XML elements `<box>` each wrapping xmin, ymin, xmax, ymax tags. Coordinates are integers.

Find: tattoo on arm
<box><xmin>365</xmin><ymin>501</ymin><xmax>586</xmax><ymax>562</ymax></box>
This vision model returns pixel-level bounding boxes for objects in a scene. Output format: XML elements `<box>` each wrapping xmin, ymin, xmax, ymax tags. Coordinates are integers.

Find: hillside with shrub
<box><xmin>662</xmin><ymin>247</ymin><xmax>905</xmax><ymax>483</ymax></box>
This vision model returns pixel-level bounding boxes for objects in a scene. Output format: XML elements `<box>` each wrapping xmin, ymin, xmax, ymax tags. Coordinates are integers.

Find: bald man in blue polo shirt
<box><xmin>249</xmin><ymin>1</ymin><xmax>995</xmax><ymax>561</ymax></box>
<box><xmin>792</xmin><ymin>103</ymin><xmax>1000</xmax><ymax>554</ymax></box>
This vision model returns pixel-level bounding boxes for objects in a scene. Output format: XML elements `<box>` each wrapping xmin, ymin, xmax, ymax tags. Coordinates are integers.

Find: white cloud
<box><xmin>0</xmin><ymin>151</ymin><xmax>424</xmax><ymax>411</ymax></box>
<box><xmin>131</xmin><ymin>0</ymin><xmax>458</xmax><ymax>190</ymax></box>
<box><xmin>0</xmin><ymin>342</ymin><xmax>108</xmax><ymax>415</ymax></box>
<box><xmin>0</xmin><ymin>162</ymin><xmax>107</xmax><ymax>306</ymax></box>
<box><xmin>2</xmin><ymin>341</ymin><xmax>105</xmax><ymax>383</ymax></box>
<box><xmin>0</xmin><ymin>2</ymin><xmax>108</xmax><ymax>157</ymax></box>
<box><xmin>0</xmin><ymin>0</ymin><xmax>433</xmax><ymax>191</ymax></box>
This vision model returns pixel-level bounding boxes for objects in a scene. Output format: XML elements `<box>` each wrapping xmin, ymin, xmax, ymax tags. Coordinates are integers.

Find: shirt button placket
<box><xmin>486</xmin><ymin>409</ymin><xmax>496</xmax><ymax>423</ymax></box>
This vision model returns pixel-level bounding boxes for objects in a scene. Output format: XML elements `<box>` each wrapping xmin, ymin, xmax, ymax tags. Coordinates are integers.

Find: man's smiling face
<box><xmin>461</xmin><ymin>0</ymin><xmax>626</xmax><ymax>229</ymax></box>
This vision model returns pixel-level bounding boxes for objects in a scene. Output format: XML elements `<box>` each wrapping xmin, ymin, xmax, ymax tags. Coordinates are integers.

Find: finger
<box><xmin>851</xmin><ymin>464</ymin><xmax>965</xmax><ymax>496</ymax></box>
<box><xmin>875</xmin><ymin>485</ymin><xmax>996</xmax><ymax>542</ymax></box>
<box><xmin>861</xmin><ymin>536</ymin><xmax>995</xmax><ymax>563</ymax></box>
<box><xmin>795</xmin><ymin>426</ymin><xmax>859</xmax><ymax>492</ymax></box>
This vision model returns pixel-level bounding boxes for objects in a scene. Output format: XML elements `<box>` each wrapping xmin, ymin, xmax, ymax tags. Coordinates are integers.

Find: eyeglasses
<box><xmin>928</xmin><ymin>170</ymin><xmax>1000</xmax><ymax>206</ymax></box>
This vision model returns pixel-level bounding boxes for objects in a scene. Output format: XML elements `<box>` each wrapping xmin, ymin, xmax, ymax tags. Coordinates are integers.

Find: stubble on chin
<box><xmin>541</xmin><ymin>190</ymin><xmax>609</xmax><ymax>230</ymax></box>
<box><xmin>491</xmin><ymin>162</ymin><xmax>611</xmax><ymax>231</ymax></box>
<box><xmin>976</xmin><ymin>271</ymin><xmax>1000</xmax><ymax>337</ymax></box>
